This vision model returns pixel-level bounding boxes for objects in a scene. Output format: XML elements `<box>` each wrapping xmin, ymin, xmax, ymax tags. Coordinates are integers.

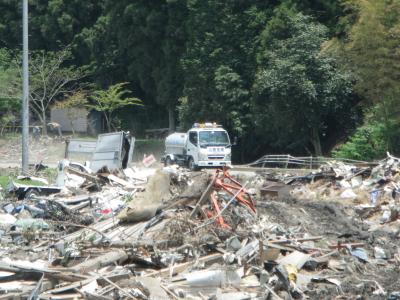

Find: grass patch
<box><xmin>0</xmin><ymin>176</ymin><xmax>10</xmax><ymax>189</ymax></box>
<box><xmin>0</xmin><ymin>166</ymin><xmax>58</xmax><ymax>189</ymax></box>
<box><xmin>37</xmin><ymin>168</ymin><xmax>58</xmax><ymax>184</ymax></box>
<box><xmin>0</xmin><ymin>176</ymin><xmax>47</xmax><ymax>189</ymax></box>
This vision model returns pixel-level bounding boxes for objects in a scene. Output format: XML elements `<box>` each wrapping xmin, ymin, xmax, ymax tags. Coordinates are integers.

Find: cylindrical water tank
<box><xmin>165</xmin><ymin>132</ymin><xmax>187</xmax><ymax>155</ymax></box>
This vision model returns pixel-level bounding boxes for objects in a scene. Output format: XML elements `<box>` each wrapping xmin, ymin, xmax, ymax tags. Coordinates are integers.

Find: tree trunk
<box><xmin>70</xmin><ymin>121</ymin><xmax>75</xmax><ymax>137</ymax></box>
<box><xmin>104</xmin><ymin>113</ymin><xmax>111</xmax><ymax>133</ymax></box>
<box><xmin>168</xmin><ymin>107</ymin><xmax>175</xmax><ymax>133</ymax></box>
<box><xmin>41</xmin><ymin>111</ymin><xmax>48</xmax><ymax>136</ymax></box>
<box><xmin>310</xmin><ymin>127</ymin><xmax>322</xmax><ymax>156</ymax></box>
<box><xmin>67</xmin><ymin>115</ymin><xmax>75</xmax><ymax>137</ymax></box>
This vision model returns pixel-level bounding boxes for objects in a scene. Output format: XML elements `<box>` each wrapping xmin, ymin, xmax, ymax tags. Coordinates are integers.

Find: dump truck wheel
<box><xmin>188</xmin><ymin>157</ymin><xmax>197</xmax><ymax>171</ymax></box>
<box><xmin>165</xmin><ymin>157</ymin><xmax>173</xmax><ymax>166</ymax></box>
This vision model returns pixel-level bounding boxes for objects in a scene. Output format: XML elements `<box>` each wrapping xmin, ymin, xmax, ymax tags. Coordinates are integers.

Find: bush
<box><xmin>332</xmin><ymin>122</ymin><xmax>387</xmax><ymax>161</ymax></box>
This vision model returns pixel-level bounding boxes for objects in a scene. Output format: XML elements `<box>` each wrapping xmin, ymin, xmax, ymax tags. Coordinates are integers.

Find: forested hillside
<box><xmin>0</xmin><ymin>0</ymin><xmax>399</xmax><ymax>161</ymax></box>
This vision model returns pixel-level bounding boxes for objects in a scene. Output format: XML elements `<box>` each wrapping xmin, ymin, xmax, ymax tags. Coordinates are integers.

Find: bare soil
<box><xmin>0</xmin><ymin>135</ymin><xmax>165</xmax><ymax>168</ymax></box>
<box><xmin>0</xmin><ymin>135</ymin><xmax>66</xmax><ymax>166</ymax></box>
<box><xmin>259</xmin><ymin>195</ymin><xmax>400</xmax><ymax>299</ymax></box>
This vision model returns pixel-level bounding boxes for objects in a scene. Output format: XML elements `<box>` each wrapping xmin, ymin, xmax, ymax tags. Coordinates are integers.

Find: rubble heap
<box><xmin>0</xmin><ymin>156</ymin><xmax>400</xmax><ymax>299</ymax></box>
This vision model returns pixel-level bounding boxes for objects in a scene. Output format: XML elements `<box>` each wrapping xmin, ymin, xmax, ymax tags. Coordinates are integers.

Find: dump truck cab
<box><xmin>163</xmin><ymin>123</ymin><xmax>232</xmax><ymax>170</ymax></box>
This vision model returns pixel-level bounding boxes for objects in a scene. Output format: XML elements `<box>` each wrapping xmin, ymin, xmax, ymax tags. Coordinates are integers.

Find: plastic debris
<box><xmin>14</xmin><ymin>218</ymin><xmax>49</xmax><ymax>230</ymax></box>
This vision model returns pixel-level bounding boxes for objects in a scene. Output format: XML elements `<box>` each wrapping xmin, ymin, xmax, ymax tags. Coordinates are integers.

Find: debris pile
<box><xmin>274</xmin><ymin>154</ymin><xmax>400</xmax><ymax>228</ymax></box>
<box><xmin>0</xmin><ymin>155</ymin><xmax>400</xmax><ymax>299</ymax></box>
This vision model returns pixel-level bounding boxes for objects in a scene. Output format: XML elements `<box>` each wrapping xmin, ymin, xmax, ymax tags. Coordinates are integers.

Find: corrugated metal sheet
<box><xmin>50</xmin><ymin>108</ymin><xmax>88</xmax><ymax>132</ymax></box>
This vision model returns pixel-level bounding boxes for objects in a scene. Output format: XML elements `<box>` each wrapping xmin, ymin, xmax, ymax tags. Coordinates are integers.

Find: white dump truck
<box><xmin>162</xmin><ymin>123</ymin><xmax>234</xmax><ymax>170</ymax></box>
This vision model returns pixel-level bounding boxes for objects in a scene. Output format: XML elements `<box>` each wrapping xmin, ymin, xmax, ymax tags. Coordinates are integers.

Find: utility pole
<box><xmin>22</xmin><ymin>0</ymin><xmax>29</xmax><ymax>174</ymax></box>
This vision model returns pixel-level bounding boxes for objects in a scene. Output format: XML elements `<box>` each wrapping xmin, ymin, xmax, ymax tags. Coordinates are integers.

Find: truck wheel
<box><xmin>165</xmin><ymin>157</ymin><xmax>173</xmax><ymax>166</ymax></box>
<box><xmin>188</xmin><ymin>157</ymin><xmax>197</xmax><ymax>171</ymax></box>
<box><xmin>25</xmin><ymin>189</ymin><xmax>39</xmax><ymax>200</ymax></box>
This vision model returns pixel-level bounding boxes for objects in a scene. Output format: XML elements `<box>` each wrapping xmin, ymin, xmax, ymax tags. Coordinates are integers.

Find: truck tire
<box><xmin>165</xmin><ymin>157</ymin><xmax>173</xmax><ymax>166</ymax></box>
<box><xmin>188</xmin><ymin>157</ymin><xmax>198</xmax><ymax>171</ymax></box>
<box><xmin>25</xmin><ymin>189</ymin><xmax>39</xmax><ymax>200</ymax></box>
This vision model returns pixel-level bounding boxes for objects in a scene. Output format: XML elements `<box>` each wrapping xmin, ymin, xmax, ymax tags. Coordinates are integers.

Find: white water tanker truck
<box><xmin>162</xmin><ymin>123</ymin><xmax>234</xmax><ymax>170</ymax></box>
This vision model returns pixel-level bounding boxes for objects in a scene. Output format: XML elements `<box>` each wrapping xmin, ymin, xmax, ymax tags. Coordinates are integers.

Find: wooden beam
<box><xmin>144</xmin><ymin>253</ymin><xmax>223</xmax><ymax>278</ymax></box>
<box><xmin>71</xmin><ymin>250</ymin><xmax>129</xmax><ymax>274</ymax></box>
<box><xmin>190</xmin><ymin>173</ymin><xmax>216</xmax><ymax>219</ymax></box>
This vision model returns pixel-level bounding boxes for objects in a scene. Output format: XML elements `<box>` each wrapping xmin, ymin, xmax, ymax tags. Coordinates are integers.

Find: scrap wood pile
<box><xmin>0</xmin><ymin>158</ymin><xmax>400</xmax><ymax>299</ymax></box>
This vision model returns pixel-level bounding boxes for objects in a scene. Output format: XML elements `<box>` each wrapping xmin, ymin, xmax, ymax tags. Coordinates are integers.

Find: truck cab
<box><xmin>163</xmin><ymin>123</ymin><xmax>232</xmax><ymax>170</ymax></box>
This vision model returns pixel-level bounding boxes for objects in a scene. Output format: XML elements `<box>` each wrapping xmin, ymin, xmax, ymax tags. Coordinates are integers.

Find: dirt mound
<box><xmin>259</xmin><ymin>195</ymin><xmax>400</xmax><ymax>299</ymax></box>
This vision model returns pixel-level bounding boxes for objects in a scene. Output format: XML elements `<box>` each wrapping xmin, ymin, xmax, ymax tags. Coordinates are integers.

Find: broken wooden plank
<box><xmin>55</xmin><ymin>218</ymin><xmax>119</xmax><ymax>249</ymax></box>
<box><xmin>0</xmin><ymin>262</ymin><xmax>86</xmax><ymax>282</ymax></box>
<box><xmin>57</xmin><ymin>195</ymin><xmax>92</xmax><ymax>205</ymax></box>
<box><xmin>65</xmin><ymin>166</ymin><xmax>100</xmax><ymax>184</ymax></box>
<box><xmin>267</xmin><ymin>236</ymin><xmax>323</xmax><ymax>244</ymax></box>
<box><xmin>40</xmin><ymin>293</ymin><xmax>83</xmax><ymax>300</ymax></box>
<box><xmin>144</xmin><ymin>253</ymin><xmax>223</xmax><ymax>278</ymax></box>
<box><xmin>82</xmin><ymin>292</ymin><xmax>110</xmax><ymax>300</ymax></box>
<box><xmin>328</xmin><ymin>242</ymin><xmax>365</xmax><ymax>249</ymax></box>
<box><xmin>28</xmin><ymin>274</ymin><xmax>44</xmax><ymax>300</ymax></box>
<box><xmin>41</xmin><ymin>278</ymin><xmax>94</xmax><ymax>295</ymax></box>
<box><xmin>71</xmin><ymin>250</ymin><xmax>129</xmax><ymax>274</ymax></box>
<box><xmin>190</xmin><ymin>173</ymin><xmax>216</xmax><ymax>219</ymax></box>
<box><xmin>96</xmin><ymin>273</ymin><xmax>131</xmax><ymax>286</ymax></box>
<box><xmin>263</xmin><ymin>242</ymin><xmax>296</xmax><ymax>252</ymax></box>
<box><xmin>106</xmin><ymin>174</ymin><xmax>136</xmax><ymax>189</ymax></box>
<box><xmin>96</xmin><ymin>274</ymin><xmax>135</xmax><ymax>299</ymax></box>
<box><xmin>68</xmin><ymin>200</ymin><xmax>90</xmax><ymax>211</ymax></box>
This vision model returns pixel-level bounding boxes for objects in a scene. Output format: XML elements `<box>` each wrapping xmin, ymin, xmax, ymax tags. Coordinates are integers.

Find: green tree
<box><xmin>88</xmin><ymin>0</ymin><xmax>188</xmax><ymax>132</ymax></box>
<box><xmin>0</xmin><ymin>48</ymin><xmax>20</xmax><ymax>104</ymax></box>
<box><xmin>252</xmin><ymin>10</ymin><xmax>355</xmax><ymax>155</ymax></box>
<box><xmin>282</xmin><ymin>0</ymin><xmax>344</xmax><ymax>31</ymax></box>
<box><xmin>54</xmin><ymin>91</ymin><xmax>88</xmax><ymax>136</ymax></box>
<box><xmin>180</xmin><ymin>1</ymin><xmax>270</xmax><ymax>135</ymax></box>
<box><xmin>0</xmin><ymin>48</ymin><xmax>87</xmax><ymax>136</ymax></box>
<box><xmin>332</xmin><ymin>119</ymin><xmax>387</xmax><ymax>161</ymax></box>
<box><xmin>0</xmin><ymin>0</ymin><xmax>106</xmax><ymax>52</ymax></box>
<box><xmin>88</xmin><ymin>83</ymin><xmax>143</xmax><ymax>132</ymax></box>
<box><xmin>330</xmin><ymin>0</ymin><xmax>400</xmax><ymax>104</ymax></box>
<box><xmin>0</xmin><ymin>0</ymin><xmax>375</xmax><ymax>159</ymax></box>
<box><xmin>334</xmin><ymin>87</ymin><xmax>400</xmax><ymax>159</ymax></box>
<box><xmin>0</xmin><ymin>48</ymin><xmax>20</xmax><ymax>135</ymax></box>
<box><xmin>327</xmin><ymin>0</ymin><xmax>400</xmax><ymax>157</ymax></box>
<box><xmin>28</xmin><ymin>49</ymin><xmax>87</xmax><ymax>135</ymax></box>
<box><xmin>374</xmin><ymin>87</ymin><xmax>400</xmax><ymax>154</ymax></box>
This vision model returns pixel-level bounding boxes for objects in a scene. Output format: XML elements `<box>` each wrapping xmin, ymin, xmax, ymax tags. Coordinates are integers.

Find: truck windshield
<box><xmin>199</xmin><ymin>131</ymin><xmax>229</xmax><ymax>146</ymax></box>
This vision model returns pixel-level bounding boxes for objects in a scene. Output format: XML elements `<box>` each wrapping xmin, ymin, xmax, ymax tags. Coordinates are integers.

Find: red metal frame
<box><xmin>208</xmin><ymin>191</ymin><xmax>230</xmax><ymax>229</ymax></box>
<box><xmin>202</xmin><ymin>168</ymin><xmax>256</xmax><ymax>229</ymax></box>
<box><xmin>214</xmin><ymin>168</ymin><xmax>256</xmax><ymax>213</ymax></box>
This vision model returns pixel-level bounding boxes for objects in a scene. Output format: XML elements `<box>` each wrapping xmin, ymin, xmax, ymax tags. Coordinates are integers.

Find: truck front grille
<box><xmin>208</xmin><ymin>156</ymin><xmax>224</xmax><ymax>160</ymax></box>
